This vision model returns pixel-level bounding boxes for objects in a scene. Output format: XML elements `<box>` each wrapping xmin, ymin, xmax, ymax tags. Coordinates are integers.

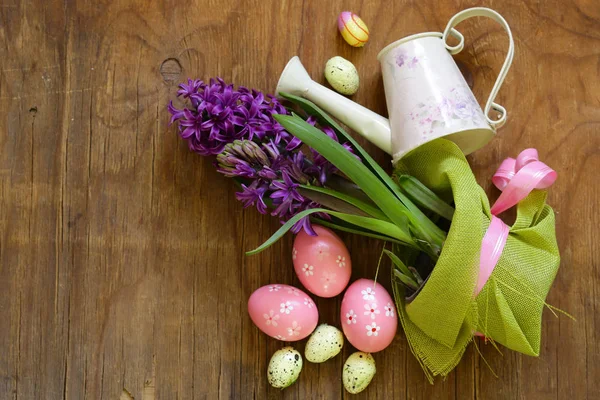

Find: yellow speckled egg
<box><xmin>324</xmin><ymin>56</ymin><xmax>359</xmax><ymax>96</ymax></box>
<box><xmin>338</xmin><ymin>11</ymin><xmax>369</xmax><ymax>47</ymax></box>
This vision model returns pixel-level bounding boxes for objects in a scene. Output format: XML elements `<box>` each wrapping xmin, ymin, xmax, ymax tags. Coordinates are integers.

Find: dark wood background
<box><xmin>1</xmin><ymin>0</ymin><xmax>598</xmax><ymax>398</ymax></box>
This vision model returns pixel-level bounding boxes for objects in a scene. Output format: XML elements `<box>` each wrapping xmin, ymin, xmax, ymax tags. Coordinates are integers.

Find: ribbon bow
<box><xmin>475</xmin><ymin>149</ymin><xmax>557</xmax><ymax>295</ymax></box>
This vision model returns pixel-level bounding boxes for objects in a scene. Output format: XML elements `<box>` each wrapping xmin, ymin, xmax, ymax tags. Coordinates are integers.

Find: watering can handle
<box><xmin>442</xmin><ymin>8</ymin><xmax>514</xmax><ymax>129</ymax></box>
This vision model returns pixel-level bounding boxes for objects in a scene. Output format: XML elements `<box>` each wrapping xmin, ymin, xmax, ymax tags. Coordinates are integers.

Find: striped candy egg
<box><xmin>338</xmin><ymin>11</ymin><xmax>369</xmax><ymax>47</ymax></box>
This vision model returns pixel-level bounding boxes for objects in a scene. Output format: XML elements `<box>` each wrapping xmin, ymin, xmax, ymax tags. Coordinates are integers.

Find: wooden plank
<box><xmin>0</xmin><ymin>0</ymin><xmax>598</xmax><ymax>399</ymax></box>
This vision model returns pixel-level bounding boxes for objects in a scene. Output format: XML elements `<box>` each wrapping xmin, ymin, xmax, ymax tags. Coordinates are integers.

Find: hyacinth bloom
<box><xmin>168</xmin><ymin>78</ymin><xmax>356</xmax><ymax>235</ymax></box>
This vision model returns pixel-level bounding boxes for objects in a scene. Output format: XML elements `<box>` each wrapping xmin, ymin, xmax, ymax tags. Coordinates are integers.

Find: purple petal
<box><xmin>291</xmin><ymin>216</ymin><xmax>317</xmax><ymax>236</ymax></box>
<box><xmin>285</xmin><ymin>136</ymin><xmax>302</xmax><ymax>151</ymax></box>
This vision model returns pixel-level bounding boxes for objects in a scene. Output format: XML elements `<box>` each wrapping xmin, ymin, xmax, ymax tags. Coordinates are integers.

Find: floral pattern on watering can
<box><xmin>407</xmin><ymin>83</ymin><xmax>486</xmax><ymax>139</ymax></box>
<box><xmin>395</xmin><ymin>50</ymin><xmax>421</xmax><ymax>69</ymax></box>
<box><xmin>376</xmin><ymin>8</ymin><xmax>515</xmax><ymax>162</ymax></box>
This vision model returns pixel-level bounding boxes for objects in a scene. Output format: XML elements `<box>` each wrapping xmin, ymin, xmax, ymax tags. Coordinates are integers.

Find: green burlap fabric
<box><xmin>393</xmin><ymin>139</ymin><xmax>560</xmax><ymax>381</ymax></box>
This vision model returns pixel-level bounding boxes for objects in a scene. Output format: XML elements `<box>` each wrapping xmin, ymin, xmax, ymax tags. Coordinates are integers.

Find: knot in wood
<box><xmin>160</xmin><ymin>58</ymin><xmax>183</xmax><ymax>84</ymax></box>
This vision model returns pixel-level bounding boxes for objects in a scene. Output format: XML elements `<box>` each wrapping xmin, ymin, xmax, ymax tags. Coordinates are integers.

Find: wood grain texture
<box><xmin>0</xmin><ymin>0</ymin><xmax>598</xmax><ymax>399</ymax></box>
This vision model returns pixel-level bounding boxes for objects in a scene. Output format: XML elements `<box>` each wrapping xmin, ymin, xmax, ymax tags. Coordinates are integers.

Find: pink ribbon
<box><xmin>474</xmin><ymin>149</ymin><xmax>557</xmax><ymax>295</ymax></box>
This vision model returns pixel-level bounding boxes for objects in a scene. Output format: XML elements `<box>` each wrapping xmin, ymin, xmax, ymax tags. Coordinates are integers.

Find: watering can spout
<box><xmin>275</xmin><ymin>56</ymin><xmax>392</xmax><ymax>154</ymax></box>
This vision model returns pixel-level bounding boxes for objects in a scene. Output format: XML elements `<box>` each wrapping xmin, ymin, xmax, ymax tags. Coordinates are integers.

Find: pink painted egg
<box><xmin>340</xmin><ymin>279</ymin><xmax>397</xmax><ymax>353</ymax></box>
<box><xmin>248</xmin><ymin>284</ymin><xmax>318</xmax><ymax>341</ymax></box>
<box><xmin>292</xmin><ymin>225</ymin><xmax>352</xmax><ymax>298</ymax></box>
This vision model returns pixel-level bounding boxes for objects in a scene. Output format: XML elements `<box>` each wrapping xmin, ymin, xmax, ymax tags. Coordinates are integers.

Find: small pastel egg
<box><xmin>324</xmin><ymin>56</ymin><xmax>360</xmax><ymax>96</ymax></box>
<box><xmin>340</xmin><ymin>279</ymin><xmax>397</xmax><ymax>353</ymax></box>
<box><xmin>268</xmin><ymin>347</ymin><xmax>303</xmax><ymax>389</ymax></box>
<box><xmin>343</xmin><ymin>352</ymin><xmax>376</xmax><ymax>394</ymax></box>
<box><xmin>338</xmin><ymin>11</ymin><xmax>369</xmax><ymax>47</ymax></box>
<box><xmin>305</xmin><ymin>324</ymin><xmax>344</xmax><ymax>363</ymax></box>
<box><xmin>293</xmin><ymin>225</ymin><xmax>352</xmax><ymax>298</ymax></box>
<box><xmin>248</xmin><ymin>284</ymin><xmax>318</xmax><ymax>341</ymax></box>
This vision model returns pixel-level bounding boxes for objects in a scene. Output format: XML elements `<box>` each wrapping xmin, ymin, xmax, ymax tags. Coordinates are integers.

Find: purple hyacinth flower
<box><xmin>167</xmin><ymin>101</ymin><xmax>186</xmax><ymax>126</ymax></box>
<box><xmin>291</xmin><ymin>216</ymin><xmax>317</xmax><ymax>236</ymax></box>
<box><xmin>256</xmin><ymin>146</ymin><xmax>289</xmax><ymax>179</ymax></box>
<box><xmin>168</xmin><ymin>77</ymin><xmax>295</xmax><ymax>156</ymax></box>
<box><xmin>270</xmin><ymin>171</ymin><xmax>304</xmax><ymax>217</ymax></box>
<box><xmin>290</xmin><ymin>200</ymin><xmax>329</xmax><ymax>236</ymax></box>
<box><xmin>188</xmin><ymin>138</ymin><xmax>226</xmax><ymax>156</ymax></box>
<box><xmin>202</xmin><ymin>101</ymin><xmax>233</xmax><ymax>140</ymax></box>
<box><xmin>170</xmin><ymin>77</ymin><xmax>364</xmax><ymax>233</ymax></box>
<box><xmin>236</xmin><ymin>181</ymin><xmax>268</xmax><ymax>214</ymax></box>
<box><xmin>285</xmin><ymin>135</ymin><xmax>302</xmax><ymax>151</ymax></box>
<box><xmin>177</xmin><ymin>79</ymin><xmax>205</xmax><ymax>98</ymax></box>
<box><xmin>305</xmin><ymin>116</ymin><xmax>318</xmax><ymax>126</ymax></box>
<box><xmin>342</xmin><ymin>142</ymin><xmax>361</xmax><ymax>161</ymax></box>
<box><xmin>322</xmin><ymin>126</ymin><xmax>338</xmax><ymax>141</ymax></box>
<box><xmin>262</xmin><ymin>140</ymin><xmax>280</xmax><ymax>160</ymax></box>
<box><xmin>179</xmin><ymin>109</ymin><xmax>204</xmax><ymax>140</ymax></box>
<box><xmin>286</xmin><ymin>152</ymin><xmax>309</xmax><ymax>184</ymax></box>
<box><xmin>258</xmin><ymin>167</ymin><xmax>279</xmax><ymax>180</ymax></box>
<box><xmin>216</xmin><ymin>160</ymin><xmax>256</xmax><ymax>178</ymax></box>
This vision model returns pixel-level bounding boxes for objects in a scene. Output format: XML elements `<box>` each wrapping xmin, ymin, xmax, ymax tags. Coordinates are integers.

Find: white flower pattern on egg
<box><xmin>292</xmin><ymin>247</ymin><xmax>298</xmax><ymax>260</ymax></box>
<box><xmin>263</xmin><ymin>310</ymin><xmax>280</xmax><ymax>327</ymax></box>
<box><xmin>385</xmin><ymin>303</ymin><xmax>394</xmax><ymax>317</ymax></box>
<box><xmin>316</xmin><ymin>243</ymin><xmax>330</xmax><ymax>260</ymax></box>
<box><xmin>365</xmin><ymin>322</ymin><xmax>381</xmax><ymax>337</ymax></box>
<box><xmin>361</xmin><ymin>287</ymin><xmax>375</xmax><ymax>300</ymax></box>
<box><xmin>249</xmin><ymin>284</ymin><xmax>318</xmax><ymax>342</ymax></box>
<box><xmin>287</xmin><ymin>321</ymin><xmax>302</xmax><ymax>337</ymax></box>
<box><xmin>280</xmin><ymin>301</ymin><xmax>293</xmax><ymax>314</ymax></box>
<box><xmin>302</xmin><ymin>264</ymin><xmax>314</xmax><ymax>276</ymax></box>
<box><xmin>274</xmin><ymin>334</ymin><xmax>286</xmax><ymax>340</ymax></box>
<box><xmin>269</xmin><ymin>285</ymin><xmax>282</xmax><ymax>292</ymax></box>
<box><xmin>292</xmin><ymin>225</ymin><xmax>351</xmax><ymax>298</ymax></box>
<box><xmin>303</xmin><ymin>297</ymin><xmax>314</xmax><ymax>308</ymax></box>
<box><xmin>346</xmin><ymin>310</ymin><xmax>357</xmax><ymax>324</ymax></box>
<box><xmin>321</xmin><ymin>271</ymin><xmax>337</xmax><ymax>292</ymax></box>
<box><xmin>340</xmin><ymin>279</ymin><xmax>396</xmax><ymax>353</ymax></box>
<box><xmin>363</xmin><ymin>303</ymin><xmax>380</xmax><ymax>319</ymax></box>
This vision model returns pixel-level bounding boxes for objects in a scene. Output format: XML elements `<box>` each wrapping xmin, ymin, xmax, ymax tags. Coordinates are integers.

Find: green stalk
<box><xmin>278</xmin><ymin>93</ymin><xmax>446</xmax><ymax>253</ymax></box>
<box><xmin>298</xmin><ymin>184</ymin><xmax>389</xmax><ymax>221</ymax></box>
<box><xmin>311</xmin><ymin>218</ymin><xmax>404</xmax><ymax>244</ymax></box>
<box><xmin>247</xmin><ymin>208</ymin><xmax>418</xmax><ymax>256</ymax></box>
<box><xmin>274</xmin><ymin>114</ymin><xmax>411</xmax><ymax>231</ymax></box>
<box><xmin>396</xmin><ymin>175</ymin><xmax>455</xmax><ymax>221</ymax></box>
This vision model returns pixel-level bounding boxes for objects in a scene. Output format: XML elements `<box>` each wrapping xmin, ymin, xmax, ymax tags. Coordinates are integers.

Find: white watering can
<box><xmin>276</xmin><ymin>8</ymin><xmax>514</xmax><ymax>163</ymax></box>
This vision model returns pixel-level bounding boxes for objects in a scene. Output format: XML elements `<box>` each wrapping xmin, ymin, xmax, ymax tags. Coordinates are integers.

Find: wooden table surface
<box><xmin>1</xmin><ymin>0</ymin><xmax>599</xmax><ymax>399</ymax></box>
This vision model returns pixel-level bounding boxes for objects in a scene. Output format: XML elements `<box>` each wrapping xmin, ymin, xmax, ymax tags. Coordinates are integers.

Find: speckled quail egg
<box><xmin>342</xmin><ymin>352</ymin><xmax>376</xmax><ymax>394</ymax></box>
<box><xmin>267</xmin><ymin>347</ymin><xmax>303</xmax><ymax>389</ymax></box>
<box><xmin>305</xmin><ymin>324</ymin><xmax>344</xmax><ymax>363</ymax></box>
<box><xmin>324</xmin><ymin>56</ymin><xmax>360</xmax><ymax>95</ymax></box>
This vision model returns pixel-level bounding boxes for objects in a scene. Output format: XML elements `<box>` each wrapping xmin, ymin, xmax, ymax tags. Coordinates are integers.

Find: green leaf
<box><xmin>299</xmin><ymin>187</ymin><xmax>370</xmax><ymax>217</ymax></box>
<box><xmin>247</xmin><ymin>208</ymin><xmax>416</xmax><ymax>256</ymax></box>
<box><xmin>392</xmin><ymin>242</ymin><xmax>419</xmax><ymax>269</ymax></box>
<box><xmin>408</xmin><ymin>266</ymin><xmax>424</xmax><ymax>285</ymax></box>
<box><xmin>389</xmin><ymin>179</ymin><xmax>446</xmax><ymax>252</ymax></box>
<box><xmin>383</xmin><ymin>249</ymin><xmax>414</xmax><ymax>279</ymax></box>
<box><xmin>393</xmin><ymin>269</ymin><xmax>419</xmax><ymax>291</ymax></box>
<box><xmin>396</xmin><ymin>175</ymin><xmax>455</xmax><ymax>220</ymax></box>
<box><xmin>279</xmin><ymin>92</ymin><xmax>446</xmax><ymax>251</ymax></box>
<box><xmin>298</xmin><ymin>184</ymin><xmax>389</xmax><ymax>220</ymax></box>
<box><xmin>279</xmin><ymin>92</ymin><xmax>394</xmax><ymax>184</ymax></box>
<box><xmin>385</xmin><ymin>248</ymin><xmax>419</xmax><ymax>290</ymax></box>
<box><xmin>326</xmin><ymin>174</ymin><xmax>376</xmax><ymax>206</ymax></box>
<box><xmin>274</xmin><ymin>114</ymin><xmax>410</xmax><ymax>232</ymax></box>
<box><xmin>311</xmin><ymin>218</ymin><xmax>405</xmax><ymax>244</ymax></box>
<box><xmin>314</xmin><ymin>211</ymin><xmax>414</xmax><ymax>244</ymax></box>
